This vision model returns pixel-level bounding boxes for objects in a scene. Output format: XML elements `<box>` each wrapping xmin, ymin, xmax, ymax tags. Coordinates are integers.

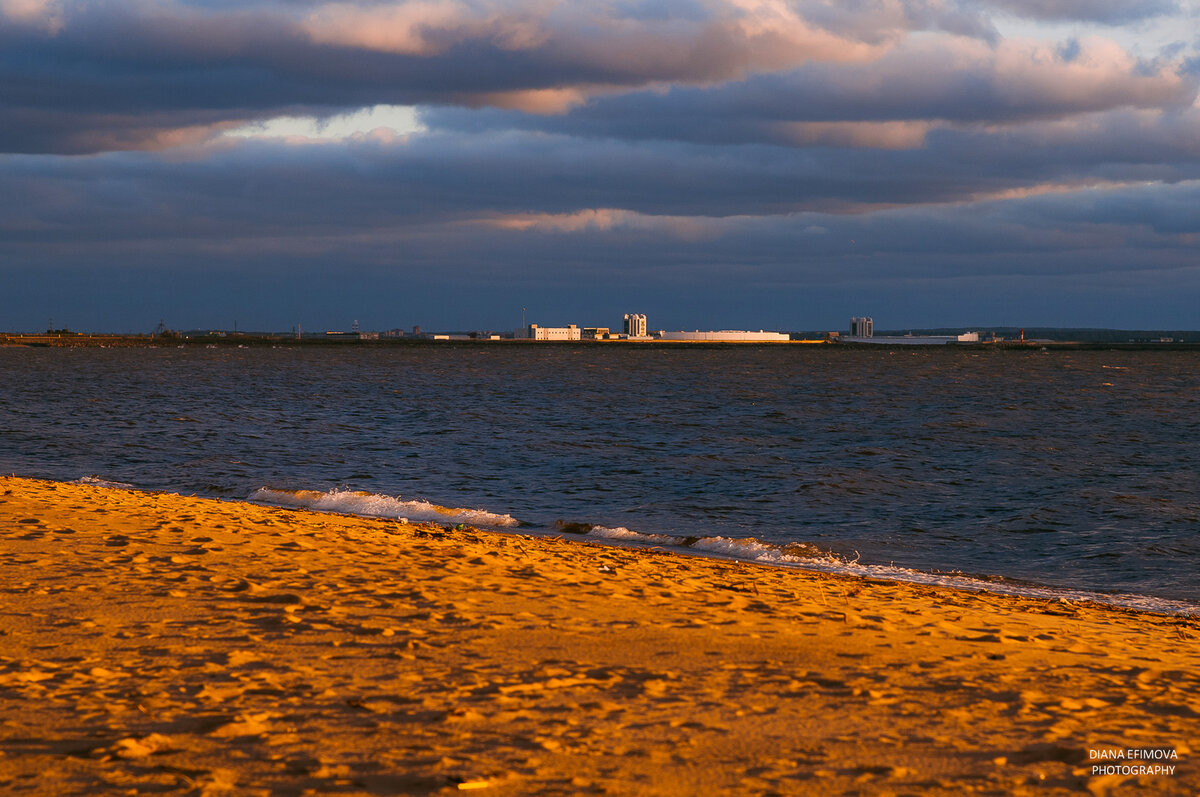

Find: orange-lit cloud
<box><xmin>468</xmin><ymin>88</ymin><xmax>588</xmax><ymax>114</ymax></box>
<box><xmin>0</xmin><ymin>0</ymin><xmax>63</xmax><ymax>31</ymax></box>
<box><xmin>773</xmin><ymin>121</ymin><xmax>934</xmax><ymax>149</ymax></box>
<box><xmin>301</xmin><ymin>1</ymin><xmax>548</xmax><ymax>56</ymax></box>
<box><xmin>469</xmin><ymin>209</ymin><xmax>724</xmax><ymax>240</ymax></box>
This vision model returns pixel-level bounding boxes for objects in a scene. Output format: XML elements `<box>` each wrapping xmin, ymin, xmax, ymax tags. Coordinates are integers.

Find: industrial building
<box><xmin>515</xmin><ymin>323</ymin><xmax>582</xmax><ymax>341</ymax></box>
<box><xmin>843</xmin><ymin>317</ymin><xmax>981</xmax><ymax>344</ymax></box>
<box><xmin>843</xmin><ymin>333</ymin><xmax>981</xmax><ymax>345</ymax></box>
<box><xmin>623</xmin><ymin>313</ymin><xmax>648</xmax><ymax>337</ymax></box>
<box><xmin>660</xmin><ymin>330</ymin><xmax>790</xmax><ymax>342</ymax></box>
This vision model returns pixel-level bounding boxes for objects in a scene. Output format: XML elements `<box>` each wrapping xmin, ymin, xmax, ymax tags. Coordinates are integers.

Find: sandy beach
<box><xmin>0</xmin><ymin>476</ymin><xmax>1196</xmax><ymax>795</ymax></box>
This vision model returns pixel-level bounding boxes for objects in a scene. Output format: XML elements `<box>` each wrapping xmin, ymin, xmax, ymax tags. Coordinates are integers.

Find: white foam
<box><xmin>791</xmin><ymin>558</ymin><xmax>1200</xmax><ymax>616</ymax></box>
<box><xmin>584</xmin><ymin>526</ymin><xmax>823</xmax><ymax>562</ymax></box>
<box><xmin>581</xmin><ymin>525</ymin><xmax>1200</xmax><ymax>617</ymax></box>
<box><xmin>74</xmin><ymin>475</ymin><xmax>135</xmax><ymax>489</ymax></box>
<box><xmin>249</xmin><ymin>487</ymin><xmax>520</xmax><ymax>527</ymax></box>
<box><xmin>689</xmin><ymin>535</ymin><xmax>813</xmax><ymax>563</ymax></box>
<box><xmin>586</xmin><ymin>525</ymin><xmax>677</xmax><ymax>544</ymax></box>
<box><xmin>63</xmin><ymin>476</ymin><xmax>1200</xmax><ymax>617</ymax></box>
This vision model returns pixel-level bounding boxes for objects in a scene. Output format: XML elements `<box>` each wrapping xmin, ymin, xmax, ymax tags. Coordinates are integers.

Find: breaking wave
<box><xmin>560</xmin><ymin>523</ymin><xmax>1200</xmax><ymax>617</ymax></box>
<box><xmin>248</xmin><ymin>487</ymin><xmax>521</xmax><ymax>527</ymax></box>
<box><xmin>60</xmin><ymin>477</ymin><xmax>1200</xmax><ymax>617</ymax></box>
<box><xmin>74</xmin><ymin>475</ymin><xmax>135</xmax><ymax>489</ymax></box>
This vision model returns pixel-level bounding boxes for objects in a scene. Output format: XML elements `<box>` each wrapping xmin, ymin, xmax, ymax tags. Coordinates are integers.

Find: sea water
<box><xmin>2</xmin><ymin>344</ymin><xmax>1197</xmax><ymax>612</ymax></box>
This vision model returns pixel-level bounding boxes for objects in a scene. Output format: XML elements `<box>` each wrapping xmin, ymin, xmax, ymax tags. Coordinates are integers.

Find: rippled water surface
<box><xmin>2</xmin><ymin>344</ymin><xmax>1198</xmax><ymax>603</ymax></box>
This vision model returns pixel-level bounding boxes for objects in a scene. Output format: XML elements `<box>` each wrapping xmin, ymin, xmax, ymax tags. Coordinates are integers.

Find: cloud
<box><xmin>801</xmin><ymin>0</ymin><xmax>996</xmax><ymax>42</ymax></box>
<box><xmin>0</xmin><ymin>0</ymin><xmax>64</xmax><ymax>31</ymax></box>
<box><xmin>3</xmin><ymin>2</ymin><xmax>1191</xmax><ymax>154</ymax></box>
<box><xmin>0</xmin><ymin>0</ymin><xmax>912</xmax><ymax>154</ymax></box>
<box><xmin>298</xmin><ymin>0</ymin><xmax>902</xmax><ymax>68</ymax></box>
<box><xmin>8</xmin><ymin>144</ymin><xmax>1197</xmax><ymax>298</ymax></box>
<box><xmin>4</xmin><ymin>115</ymin><xmax>1199</xmax><ymax>250</ymax></box>
<box><xmin>469</xmin><ymin>208</ymin><xmax>724</xmax><ymax>239</ymax></box>
<box><xmin>978</xmin><ymin>0</ymin><xmax>1180</xmax><ymax>25</ymax></box>
<box><xmin>300</xmin><ymin>1</ymin><xmax>523</xmax><ymax>56</ymax></box>
<box><xmin>421</xmin><ymin>34</ymin><xmax>1196</xmax><ymax>149</ymax></box>
<box><xmin>3</xmin><ymin>129</ymin><xmax>1199</xmax><ymax>330</ymax></box>
<box><xmin>3</xmin><ymin>0</ymin><xmax>1200</xmax><ymax>330</ymax></box>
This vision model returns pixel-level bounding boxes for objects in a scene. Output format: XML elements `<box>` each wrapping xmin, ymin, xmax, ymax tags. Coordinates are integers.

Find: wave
<box><xmin>578</xmin><ymin>523</ymin><xmax>826</xmax><ymax>562</ymax></box>
<box><xmin>63</xmin><ymin>476</ymin><xmax>1197</xmax><ymax>617</ymax></box>
<box><xmin>249</xmin><ymin>487</ymin><xmax>521</xmax><ymax>527</ymax></box>
<box><xmin>563</xmin><ymin>523</ymin><xmax>1200</xmax><ymax>617</ymax></box>
<box><xmin>74</xmin><ymin>475</ymin><xmax>135</xmax><ymax>489</ymax></box>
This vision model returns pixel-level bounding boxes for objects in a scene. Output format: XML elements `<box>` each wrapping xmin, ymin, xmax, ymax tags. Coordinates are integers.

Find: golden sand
<box><xmin>0</xmin><ymin>476</ymin><xmax>1196</xmax><ymax>796</ymax></box>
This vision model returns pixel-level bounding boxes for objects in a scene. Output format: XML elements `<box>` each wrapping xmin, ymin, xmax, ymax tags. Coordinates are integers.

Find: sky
<box><xmin>2</xmin><ymin>0</ymin><xmax>1199</xmax><ymax>333</ymax></box>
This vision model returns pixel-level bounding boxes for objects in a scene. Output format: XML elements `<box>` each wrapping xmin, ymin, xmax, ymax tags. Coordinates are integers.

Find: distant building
<box><xmin>850</xmin><ymin>317</ymin><xmax>874</xmax><ymax>337</ymax></box>
<box><xmin>844</xmin><ymin>331</ymin><xmax>983</xmax><ymax>345</ymax></box>
<box><xmin>582</xmin><ymin>327</ymin><xmax>610</xmax><ymax>340</ymax></box>
<box><xmin>516</xmin><ymin>323</ymin><xmax>581</xmax><ymax>341</ymax></box>
<box><xmin>624</xmin><ymin>313</ymin><xmax>648</xmax><ymax>337</ymax></box>
<box><xmin>660</xmin><ymin>330</ymin><xmax>790</xmax><ymax>342</ymax></box>
<box><xmin>322</xmin><ymin>330</ymin><xmax>363</xmax><ymax>342</ymax></box>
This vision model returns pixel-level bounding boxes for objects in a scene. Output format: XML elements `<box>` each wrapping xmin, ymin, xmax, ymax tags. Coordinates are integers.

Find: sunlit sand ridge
<box><xmin>0</xmin><ymin>477</ymin><xmax>1196</xmax><ymax>796</ymax></box>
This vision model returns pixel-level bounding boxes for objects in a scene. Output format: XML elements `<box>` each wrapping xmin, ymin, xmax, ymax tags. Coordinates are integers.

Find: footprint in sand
<box><xmin>210</xmin><ymin>711</ymin><xmax>275</xmax><ymax>739</ymax></box>
<box><xmin>111</xmin><ymin>733</ymin><xmax>173</xmax><ymax>759</ymax></box>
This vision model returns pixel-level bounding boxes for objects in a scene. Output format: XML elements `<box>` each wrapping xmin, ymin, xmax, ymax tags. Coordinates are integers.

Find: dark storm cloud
<box><xmin>3</xmin><ymin>116</ymin><xmax>1199</xmax><ymax>253</ymax></box>
<box><xmin>2</xmin><ymin>1</ymin><xmax>1199</xmax><ymax>330</ymax></box>
<box><xmin>6</xmin><ymin>140</ymin><xmax>1196</xmax><ymax>315</ymax></box>
<box><xmin>0</xmin><ymin>0</ymin><xmax>937</xmax><ymax>154</ymax></box>
<box><xmin>2</xmin><ymin>1</ymin><xmax>1191</xmax><ymax>154</ymax></box>
<box><xmin>408</xmin><ymin>183</ymin><xmax>1200</xmax><ymax>282</ymax></box>
<box><xmin>421</xmin><ymin>37</ymin><xmax>1196</xmax><ymax>149</ymax></box>
<box><xmin>2</xmin><ymin>129</ymin><xmax>1197</xmax><ymax>330</ymax></box>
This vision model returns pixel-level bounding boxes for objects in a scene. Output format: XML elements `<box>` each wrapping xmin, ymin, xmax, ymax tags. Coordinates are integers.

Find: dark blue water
<box><xmin>2</xmin><ymin>345</ymin><xmax>1198</xmax><ymax>607</ymax></box>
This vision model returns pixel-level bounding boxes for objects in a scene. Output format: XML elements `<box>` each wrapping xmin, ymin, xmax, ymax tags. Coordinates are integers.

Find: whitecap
<box><xmin>249</xmin><ymin>487</ymin><xmax>520</xmax><ymax>527</ymax></box>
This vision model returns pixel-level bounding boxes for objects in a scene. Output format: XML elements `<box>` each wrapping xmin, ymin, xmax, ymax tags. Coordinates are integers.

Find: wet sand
<box><xmin>0</xmin><ymin>476</ymin><xmax>1196</xmax><ymax>795</ymax></box>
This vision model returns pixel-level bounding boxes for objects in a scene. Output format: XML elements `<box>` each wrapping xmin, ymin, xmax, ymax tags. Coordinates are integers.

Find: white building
<box><xmin>844</xmin><ymin>331</ymin><xmax>982</xmax><ymax>345</ymax></box>
<box><xmin>516</xmin><ymin>323</ymin><xmax>581</xmax><ymax>341</ymax></box>
<box><xmin>660</xmin><ymin>330</ymin><xmax>790</xmax><ymax>342</ymax></box>
<box><xmin>623</xmin><ymin>313</ymin><xmax>648</xmax><ymax>337</ymax></box>
<box><xmin>850</xmin><ymin>317</ymin><xmax>874</xmax><ymax>337</ymax></box>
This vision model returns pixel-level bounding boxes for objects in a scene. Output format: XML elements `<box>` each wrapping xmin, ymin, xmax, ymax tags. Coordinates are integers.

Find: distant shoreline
<box><xmin>3</xmin><ymin>333</ymin><xmax>1200</xmax><ymax>351</ymax></box>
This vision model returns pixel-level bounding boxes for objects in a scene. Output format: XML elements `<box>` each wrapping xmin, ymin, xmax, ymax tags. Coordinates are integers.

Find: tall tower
<box><xmin>850</xmin><ymin>317</ymin><xmax>874</xmax><ymax>337</ymax></box>
<box><xmin>623</xmin><ymin>313</ymin><xmax>647</xmax><ymax>337</ymax></box>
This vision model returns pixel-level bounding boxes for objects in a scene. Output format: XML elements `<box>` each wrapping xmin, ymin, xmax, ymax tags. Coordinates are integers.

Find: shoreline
<box><xmin>4</xmin><ymin>333</ymin><xmax>1200</xmax><ymax>351</ymax></box>
<box><xmin>97</xmin><ymin>479</ymin><xmax>1200</xmax><ymax>619</ymax></box>
<box><xmin>2</xmin><ymin>476</ymin><xmax>1198</xmax><ymax>794</ymax></box>
<box><xmin>542</xmin><ymin>527</ymin><xmax>1200</xmax><ymax>620</ymax></box>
